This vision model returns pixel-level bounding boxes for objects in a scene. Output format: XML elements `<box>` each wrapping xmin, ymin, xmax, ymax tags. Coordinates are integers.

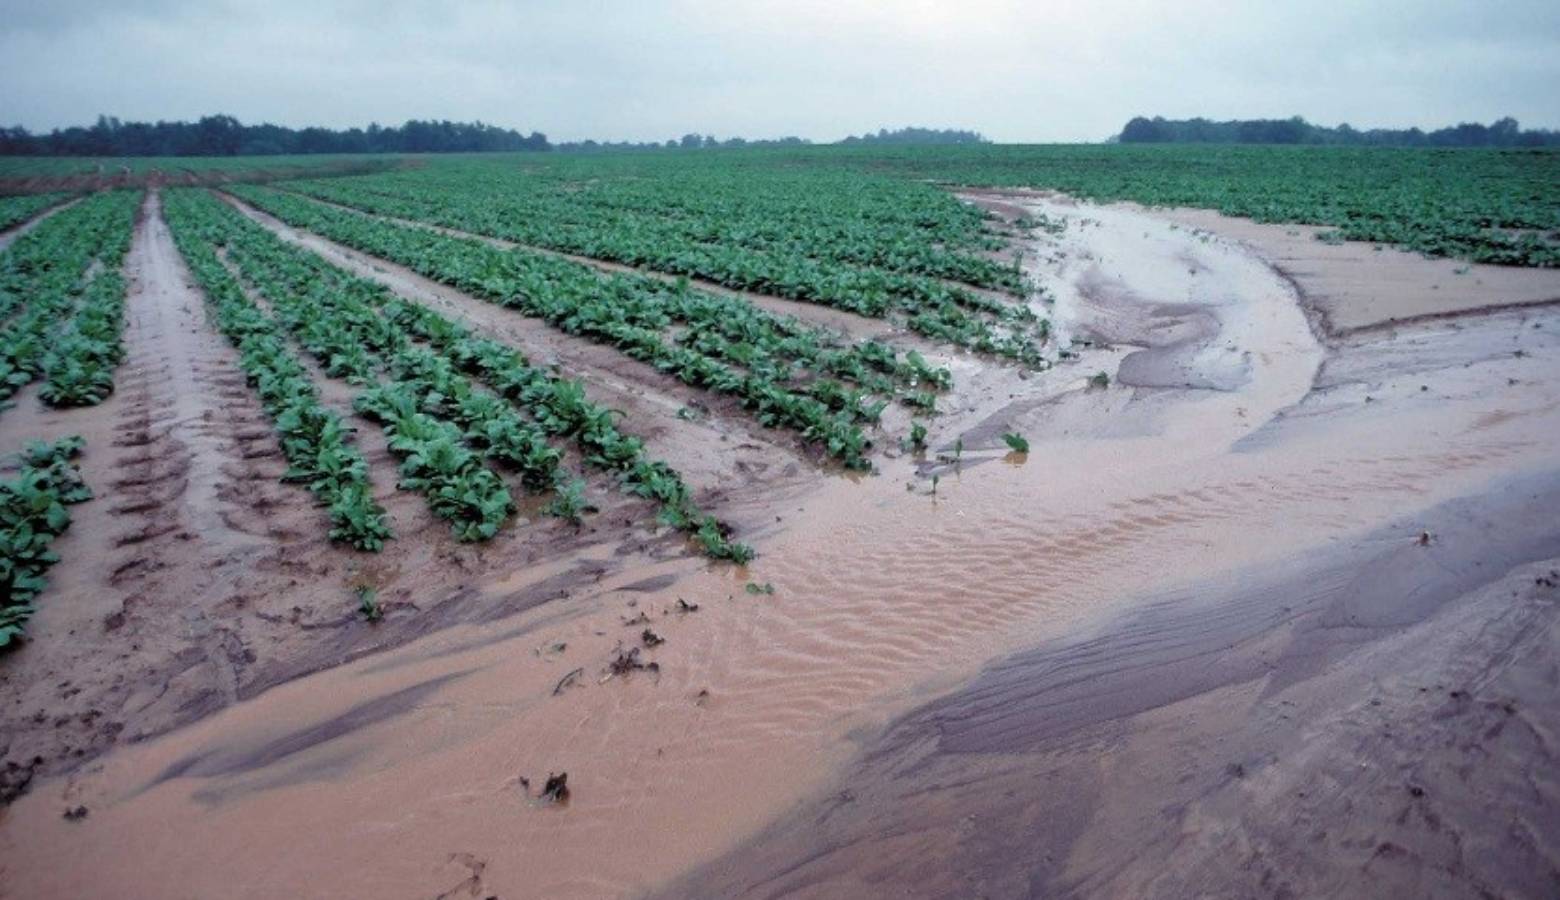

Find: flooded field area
<box><xmin>3</xmin><ymin>183</ymin><xmax>1557</xmax><ymax>899</ymax></box>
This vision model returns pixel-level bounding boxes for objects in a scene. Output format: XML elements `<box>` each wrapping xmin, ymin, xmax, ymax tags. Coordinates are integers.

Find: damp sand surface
<box><xmin>3</xmin><ymin>192</ymin><xmax>1559</xmax><ymax>898</ymax></box>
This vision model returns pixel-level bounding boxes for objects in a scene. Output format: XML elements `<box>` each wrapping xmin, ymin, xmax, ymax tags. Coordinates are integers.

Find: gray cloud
<box><xmin>0</xmin><ymin>0</ymin><xmax>1556</xmax><ymax>142</ymax></box>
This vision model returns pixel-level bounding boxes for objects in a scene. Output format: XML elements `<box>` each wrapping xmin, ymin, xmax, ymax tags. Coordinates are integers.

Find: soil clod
<box><xmin>541</xmin><ymin>772</ymin><xmax>570</xmax><ymax>804</ymax></box>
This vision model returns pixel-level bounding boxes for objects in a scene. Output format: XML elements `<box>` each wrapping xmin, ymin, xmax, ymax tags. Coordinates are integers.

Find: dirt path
<box><xmin>2</xmin><ymin>193</ymin><xmax>1557</xmax><ymax>898</ymax></box>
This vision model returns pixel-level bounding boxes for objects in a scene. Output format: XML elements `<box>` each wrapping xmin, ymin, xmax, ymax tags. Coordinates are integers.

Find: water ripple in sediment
<box><xmin>661</xmin><ymin>436</ymin><xmax>1538</xmax><ymax>758</ymax></box>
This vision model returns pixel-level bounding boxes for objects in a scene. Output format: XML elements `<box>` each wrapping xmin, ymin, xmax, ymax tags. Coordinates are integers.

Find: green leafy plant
<box><xmin>1002</xmin><ymin>432</ymin><xmax>1029</xmax><ymax>453</ymax></box>
<box><xmin>545</xmin><ymin>476</ymin><xmax>595</xmax><ymax>524</ymax></box>
<box><xmin>355</xmin><ymin>585</ymin><xmax>382</xmax><ymax>621</ymax></box>
<box><xmin>1</xmin><ymin>436</ymin><xmax>93</xmax><ymax>647</ymax></box>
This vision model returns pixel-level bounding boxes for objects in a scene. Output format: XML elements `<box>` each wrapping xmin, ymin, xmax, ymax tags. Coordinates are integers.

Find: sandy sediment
<box><xmin>658</xmin><ymin>469</ymin><xmax>1560</xmax><ymax>898</ymax></box>
<box><xmin>1152</xmin><ymin>206</ymin><xmax>1560</xmax><ymax>334</ymax></box>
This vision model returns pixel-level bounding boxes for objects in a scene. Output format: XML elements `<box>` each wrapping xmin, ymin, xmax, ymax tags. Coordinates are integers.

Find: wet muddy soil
<box><xmin>659</xmin><ymin>471</ymin><xmax>1560</xmax><ymax>899</ymax></box>
<box><xmin>2</xmin><ymin>189</ymin><xmax>1558</xmax><ymax>899</ymax></box>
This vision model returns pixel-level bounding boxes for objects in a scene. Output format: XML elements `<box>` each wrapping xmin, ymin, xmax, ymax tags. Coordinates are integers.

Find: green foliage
<box><xmin>0</xmin><ymin>193</ymin><xmax>69</xmax><ymax>232</ymax></box>
<box><xmin>780</xmin><ymin>143</ymin><xmax>1559</xmax><ymax>268</ymax></box>
<box><xmin>1</xmin><ymin>436</ymin><xmax>92</xmax><ymax>647</ymax></box>
<box><xmin>161</xmin><ymin>190</ymin><xmax>393</xmax><ymax>551</ymax></box>
<box><xmin>1002</xmin><ymin>432</ymin><xmax>1029</xmax><ymax>453</ymax></box>
<box><xmin>0</xmin><ymin>191</ymin><xmax>139</xmax><ymax>410</ymax></box>
<box><xmin>167</xmin><ymin>187</ymin><xmax>754</xmax><ymax>561</ymax></box>
<box><xmin>228</xmin><ymin>184</ymin><xmax>918</xmax><ymax>470</ymax></box>
<box><xmin>355</xmin><ymin>585</ymin><xmax>382</xmax><ymax>622</ymax></box>
<box><xmin>696</xmin><ymin>516</ymin><xmax>755</xmax><ymax>564</ymax></box>
<box><xmin>545</xmin><ymin>476</ymin><xmax>595</xmax><ymax>524</ymax></box>
<box><xmin>279</xmin><ymin>156</ymin><xmax>1039</xmax><ymax>317</ymax></box>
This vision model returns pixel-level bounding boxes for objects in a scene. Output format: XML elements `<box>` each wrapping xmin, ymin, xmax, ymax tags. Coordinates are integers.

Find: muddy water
<box><xmin>4</xmin><ymin>198</ymin><xmax>1559</xmax><ymax>899</ymax></box>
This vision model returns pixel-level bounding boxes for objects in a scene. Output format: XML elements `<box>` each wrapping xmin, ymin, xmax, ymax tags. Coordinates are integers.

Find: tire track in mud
<box><xmin>1</xmin><ymin>191</ymin><xmax>300</xmax><ymax>792</ymax></box>
<box><xmin>80</xmin><ymin>192</ymin><xmax>301</xmax><ymax>713</ymax></box>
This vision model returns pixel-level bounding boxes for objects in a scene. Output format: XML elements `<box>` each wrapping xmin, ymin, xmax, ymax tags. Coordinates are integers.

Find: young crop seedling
<box><xmin>356</xmin><ymin>585</ymin><xmax>382</xmax><ymax>622</ymax></box>
<box><xmin>1002</xmin><ymin>432</ymin><xmax>1030</xmax><ymax>453</ymax></box>
<box><xmin>545</xmin><ymin>476</ymin><xmax>595</xmax><ymax>525</ymax></box>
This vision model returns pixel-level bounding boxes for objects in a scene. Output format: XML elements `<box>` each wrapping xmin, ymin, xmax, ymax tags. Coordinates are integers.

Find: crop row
<box><xmin>171</xmin><ymin>189</ymin><xmax>753</xmax><ymax>560</ymax></box>
<box><xmin>163</xmin><ymin>191</ymin><xmax>393</xmax><ymax>550</ymax></box>
<box><xmin>278</xmin><ymin>177</ymin><xmax>1049</xmax><ymax>361</ymax></box>
<box><xmin>0</xmin><ymin>193</ymin><xmax>70</xmax><ymax>233</ymax></box>
<box><xmin>0</xmin><ymin>191</ymin><xmax>139</xmax><ymax>409</ymax></box>
<box><xmin>169</xmin><ymin>189</ymin><xmax>513</xmax><ymax>544</ymax></box>
<box><xmin>0</xmin><ymin>437</ymin><xmax>92</xmax><ymax>647</ymax></box>
<box><xmin>227</xmin><ymin>184</ymin><xmax>942</xmax><ymax>466</ymax></box>
<box><xmin>287</xmin><ymin>159</ymin><xmax>1019</xmax><ymax>290</ymax></box>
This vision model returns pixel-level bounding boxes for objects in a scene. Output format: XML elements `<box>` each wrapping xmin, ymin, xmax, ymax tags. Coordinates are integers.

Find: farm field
<box><xmin>0</xmin><ymin>153</ymin><xmax>401</xmax><ymax>196</ymax></box>
<box><xmin>1</xmin><ymin>146</ymin><xmax>1559</xmax><ymax>898</ymax></box>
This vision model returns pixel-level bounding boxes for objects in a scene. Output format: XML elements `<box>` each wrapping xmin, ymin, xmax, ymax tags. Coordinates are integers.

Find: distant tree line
<box><xmin>838</xmin><ymin>127</ymin><xmax>989</xmax><ymax>145</ymax></box>
<box><xmin>1117</xmin><ymin>115</ymin><xmax>1560</xmax><ymax>147</ymax></box>
<box><xmin>555</xmin><ymin>126</ymin><xmax>988</xmax><ymax>153</ymax></box>
<box><xmin>0</xmin><ymin>114</ymin><xmax>551</xmax><ymax>156</ymax></box>
<box><xmin>554</xmin><ymin>133</ymin><xmax>814</xmax><ymax>152</ymax></box>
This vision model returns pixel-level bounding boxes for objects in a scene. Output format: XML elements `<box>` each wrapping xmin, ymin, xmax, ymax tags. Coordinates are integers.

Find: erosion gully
<box><xmin>3</xmin><ymin>191</ymin><xmax>1558</xmax><ymax>899</ymax></box>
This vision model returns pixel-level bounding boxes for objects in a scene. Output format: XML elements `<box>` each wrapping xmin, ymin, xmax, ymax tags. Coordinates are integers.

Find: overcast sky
<box><xmin>2</xmin><ymin>0</ymin><xmax>1557</xmax><ymax>142</ymax></box>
